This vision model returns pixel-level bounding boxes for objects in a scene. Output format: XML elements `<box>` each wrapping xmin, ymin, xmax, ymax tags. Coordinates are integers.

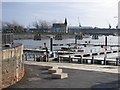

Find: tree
<box><xmin>2</xmin><ymin>21</ymin><xmax>25</xmax><ymax>33</ymax></box>
<box><xmin>32</xmin><ymin>19</ymin><xmax>52</xmax><ymax>32</ymax></box>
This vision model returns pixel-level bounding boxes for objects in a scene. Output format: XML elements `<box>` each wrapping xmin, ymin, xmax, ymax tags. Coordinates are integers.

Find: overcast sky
<box><xmin>2</xmin><ymin>0</ymin><xmax>120</xmax><ymax>28</ymax></box>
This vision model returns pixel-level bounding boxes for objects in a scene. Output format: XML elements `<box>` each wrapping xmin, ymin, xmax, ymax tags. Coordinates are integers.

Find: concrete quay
<box><xmin>25</xmin><ymin>61</ymin><xmax>118</xmax><ymax>74</ymax></box>
<box><xmin>4</xmin><ymin>61</ymin><xmax>119</xmax><ymax>89</ymax></box>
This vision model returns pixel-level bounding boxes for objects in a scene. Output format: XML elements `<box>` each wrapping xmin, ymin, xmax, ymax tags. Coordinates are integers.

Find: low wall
<box><xmin>0</xmin><ymin>44</ymin><xmax>24</xmax><ymax>89</ymax></box>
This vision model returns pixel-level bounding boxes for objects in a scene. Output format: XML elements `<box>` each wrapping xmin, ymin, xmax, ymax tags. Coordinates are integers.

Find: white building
<box><xmin>118</xmin><ymin>1</ymin><xmax>120</xmax><ymax>28</ymax></box>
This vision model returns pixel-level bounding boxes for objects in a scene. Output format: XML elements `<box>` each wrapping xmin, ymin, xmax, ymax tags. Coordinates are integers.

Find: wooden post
<box><xmin>75</xmin><ymin>35</ymin><xmax>77</xmax><ymax>48</ymax></box>
<box><xmin>91</xmin><ymin>56</ymin><xmax>94</xmax><ymax>64</ymax></box>
<box><xmin>46</xmin><ymin>54</ymin><xmax>49</xmax><ymax>62</ymax></box>
<box><xmin>33</xmin><ymin>54</ymin><xmax>36</xmax><ymax>61</ymax></box>
<box><xmin>78</xmin><ymin>57</ymin><xmax>81</xmax><ymax>63</ymax></box>
<box><xmin>116</xmin><ymin>58</ymin><xmax>119</xmax><ymax>66</ymax></box>
<box><xmin>50</xmin><ymin>37</ymin><xmax>53</xmax><ymax>52</ymax></box>
<box><xmin>105</xmin><ymin>36</ymin><xmax>107</xmax><ymax>51</ymax></box>
<box><xmin>80</xmin><ymin>56</ymin><xmax>83</xmax><ymax>64</ymax></box>
<box><xmin>44</xmin><ymin>43</ymin><xmax>49</xmax><ymax>62</ymax></box>
<box><xmin>104</xmin><ymin>55</ymin><xmax>107</xmax><ymax>65</ymax></box>
<box><xmin>25</xmin><ymin>53</ymin><xmax>27</xmax><ymax>61</ymax></box>
<box><xmin>105</xmin><ymin>36</ymin><xmax>107</xmax><ymax>47</ymax></box>
<box><xmin>69</xmin><ymin>55</ymin><xmax>71</xmax><ymax>63</ymax></box>
<box><xmin>86</xmin><ymin>59</ymin><xmax>88</xmax><ymax>64</ymax></box>
<box><xmin>58</xmin><ymin>55</ymin><xmax>60</xmax><ymax>63</ymax></box>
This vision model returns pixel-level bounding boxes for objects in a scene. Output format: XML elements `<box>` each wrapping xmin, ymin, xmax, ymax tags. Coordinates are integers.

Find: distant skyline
<box><xmin>2</xmin><ymin>0</ymin><xmax>119</xmax><ymax>28</ymax></box>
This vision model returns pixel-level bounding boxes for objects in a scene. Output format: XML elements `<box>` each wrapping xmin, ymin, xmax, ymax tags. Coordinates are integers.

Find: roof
<box><xmin>53</xmin><ymin>23</ymin><xmax>66</xmax><ymax>28</ymax></box>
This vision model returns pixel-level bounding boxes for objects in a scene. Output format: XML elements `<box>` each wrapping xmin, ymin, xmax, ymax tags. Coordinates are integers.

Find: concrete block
<box><xmin>40</xmin><ymin>66</ymin><xmax>58</xmax><ymax>70</ymax></box>
<box><xmin>51</xmin><ymin>73</ymin><xmax>68</xmax><ymax>79</ymax></box>
<box><xmin>40</xmin><ymin>66</ymin><xmax>52</xmax><ymax>70</ymax></box>
<box><xmin>52</xmin><ymin>66</ymin><xmax>58</xmax><ymax>69</ymax></box>
<box><xmin>48</xmin><ymin>68</ymin><xmax>62</xmax><ymax>74</ymax></box>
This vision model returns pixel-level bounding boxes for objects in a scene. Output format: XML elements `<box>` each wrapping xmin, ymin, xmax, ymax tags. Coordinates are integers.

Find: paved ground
<box><xmin>25</xmin><ymin>61</ymin><xmax>119</xmax><ymax>74</ymax></box>
<box><xmin>4</xmin><ymin>61</ymin><xmax>119</xmax><ymax>89</ymax></box>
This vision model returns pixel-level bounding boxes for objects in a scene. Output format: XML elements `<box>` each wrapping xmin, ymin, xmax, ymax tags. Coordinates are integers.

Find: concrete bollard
<box><xmin>48</xmin><ymin>68</ymin><xmax>62</xmax><ymax>74</ymax></box>
<box><xmin>51</xmin><ymin>73</ymin><xmax>68</xmax><ymax>79</ymax></box>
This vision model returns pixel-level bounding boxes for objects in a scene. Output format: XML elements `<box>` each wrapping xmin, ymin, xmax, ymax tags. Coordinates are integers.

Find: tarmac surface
<box><xmin>4</xmin><ymin>61</ymin><xmax>119</xmax><ymax>89</ymax></box>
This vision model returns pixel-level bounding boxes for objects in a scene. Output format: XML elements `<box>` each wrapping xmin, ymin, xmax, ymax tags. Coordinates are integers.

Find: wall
<box><xmin>0</xmin><ymin>44</ymin><xmax>24</xmax><ymax>89</ymax></box>
<box><xmin>2</xmin><ymin>33</ymin><xmax>14</xmax><ymax>44</ymax></box>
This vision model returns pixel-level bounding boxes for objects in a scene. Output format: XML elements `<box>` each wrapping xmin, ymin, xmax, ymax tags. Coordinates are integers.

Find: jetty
<box><xmin>23</xmin><ymin>47</ymin><xmax>120</xmax><ymax>66</ymax></box>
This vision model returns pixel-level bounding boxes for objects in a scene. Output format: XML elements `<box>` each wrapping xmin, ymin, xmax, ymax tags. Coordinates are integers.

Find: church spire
<box><xmin>64</xmin><ymin>18</ymin><xmax>67</xmax><ymax>26</ymax></box>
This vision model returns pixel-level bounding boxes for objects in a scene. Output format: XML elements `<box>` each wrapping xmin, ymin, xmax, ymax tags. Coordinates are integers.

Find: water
<box><xmin>15</xmin><ymin>35</ymin><xmax>119</xmax><ymax>60</ymax></box>
<box><xmin>14</xmin><ymin>35</ymin><xmax>119</xmax><ymax>51</ymax></box>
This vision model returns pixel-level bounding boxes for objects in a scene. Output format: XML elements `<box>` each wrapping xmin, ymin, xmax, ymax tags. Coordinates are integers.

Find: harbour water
<box><xmin>14</xmin><ymin>35</ymin><xmax>119</xmax><ymax>50</ymax></box>
<box><xmin>14</xmin><ymin>35</ymin><xmax>119</xmax><ymax>60</ymax></box>
<box><xmin>14</xmin><ymin>36</ymin><xmax>119</xmax><ymax>52</ymax></box>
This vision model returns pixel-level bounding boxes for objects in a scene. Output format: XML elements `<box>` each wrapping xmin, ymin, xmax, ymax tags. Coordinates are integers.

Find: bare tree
<box><xmin>33</xmin><ymin>21</ymin><xmax>40</xmax><ymax>30</ymax></box>
<box><xmin>2</xmin><ymin>21</ymin><xmax>25</xmax><ymax>33</ymax></box>
<box><xmin>32</xmin><ymin>19</ymin><xmax>52</xmax><ymax>32</ymax></box>
<box><xmin>2</xmin><ymin>22</ymin><xmax>12</xmax><ymax>32</ymax></box>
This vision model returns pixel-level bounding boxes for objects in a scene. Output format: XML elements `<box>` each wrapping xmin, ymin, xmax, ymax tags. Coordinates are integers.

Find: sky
<box><xmin>2</xmin><ymin>0</ymin><xmax>120</xmax><ymax>28</ymax></box>
<box><xmin>119</xmin><ymin>1</ymin><xmax>120</xmax><ymax>28</ymax></box>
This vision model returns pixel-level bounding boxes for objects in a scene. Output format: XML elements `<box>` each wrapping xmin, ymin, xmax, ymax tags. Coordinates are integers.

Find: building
<box><xmin>52</xmin><ymin>18</ymin><xmax>67</xmax><ymax>33</ymax></box>
<box><xmin>118</xmin><ymin>1</ymin><xmax>120</xmax><ymax>29</ymax></box>
<box><xmin>2</xmin><ymin>33</ymin><xmax>13</xmax><ymax>44</ymax></box>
